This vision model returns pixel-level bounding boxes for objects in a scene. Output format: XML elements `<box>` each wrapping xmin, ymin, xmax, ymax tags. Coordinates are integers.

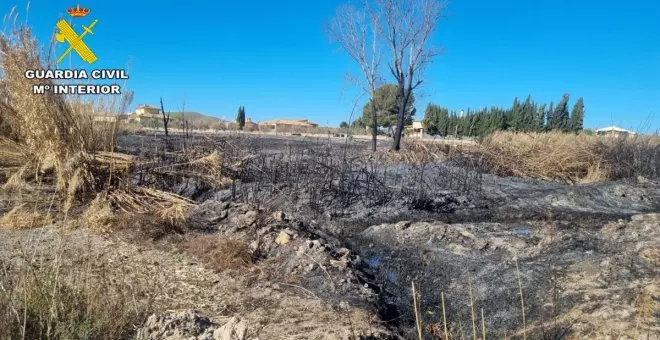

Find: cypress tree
<box><xmin>569</xmin><ymin>97</ymin><xmax>585</xmax><ymax>133</ymax></box>
<box><xmin>546</xmin><ymin>102</ymin><xmax>555</xmax><ymax>131</ymax></box>
<box><xmin>236</xmin><ymin>106</ymin><xmax>246</xmax><ymax>130</ymax></box>
<box><xmin>521</xmin><ymin>95</ymin><xmax>535</xmax><ymax>131</ymax></box>
<box><xmin>511</xmin><ymin>98</ymin><xmax>523</xmax><ymax>131</ymax></box>
<box><xmin>535</xmin><ymin>103</ymin><xmax>547</xmax><ymax>132</ymax></box>
<box><xmin>551</xmin><ymin>94</ymin><xmax>570</xmax><ymax>131</ymax></box>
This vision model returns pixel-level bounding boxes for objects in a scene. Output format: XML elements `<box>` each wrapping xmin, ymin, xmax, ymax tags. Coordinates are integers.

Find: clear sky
<box><xmin>3</xmin><ymin>0</ymin><xmax>659</xmax><ymax>132</ymax></box>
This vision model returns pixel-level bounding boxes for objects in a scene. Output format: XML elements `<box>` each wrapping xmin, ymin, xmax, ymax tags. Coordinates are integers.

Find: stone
<box><xmin>271</xmin><ymin>211</ymin><xmax>286</xmax><ymax>222</ymax></box>
<box><xmin>275</xmin><ymin>231</ymin><xmax>290</xmax><ymax>245</ymax></box>
<box><xmin>248</xmin><ymin>241</ymin><xmax>259</xmax><ymax>252</ymax></box>
<box><xmin>213</xmin><ymin>316</ymin><xmax>248</xmax><ymax>340</ymax></box>
<box><xmin>231</xmin><ymin>211</ymin><xmax>258</xmax><ymax>229</ymax></box>
<box><xmin>330</xmin><ymin>259</ymin><xmax>347</xmax><ymax>269</ymax></box>
<box><xmin>136</xmin><ymin>310</ymin><xmax>217</xmax><ymax>340</ymax></box>
<box><xmin>395</xmin><ymin>221</ymin><xmax>411</xmax><ymax>230</ymax></box>
<box><xmin>336</xmin><ymin>247</ymin><xmax>350</xmax><ymax>259</ymax></box>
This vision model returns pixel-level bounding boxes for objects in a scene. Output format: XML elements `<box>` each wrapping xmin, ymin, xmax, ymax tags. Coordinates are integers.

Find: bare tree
<box><xmin>179</xmin><ymin>94</ymin><xmax>190</xmax><ymax>139</ymax></box>
<box><xmin>328</xmin><ymin>1</ymin><xmax>382</xmax><ymax>152</ymax></box>
<box><xmin>377</xmin><ymin>0</ymin><xmax>445</xmax><ymax>151</ymax></box>
<box><xmin>159</xmin><ymin>97</ymin><xmax>170</xmax><ymax>137</ymax></box>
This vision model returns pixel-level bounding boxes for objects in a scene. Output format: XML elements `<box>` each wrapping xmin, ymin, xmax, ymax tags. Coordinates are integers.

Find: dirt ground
<box><xmin>0</xmin><ymin>226</ymin><xmax>391</xmax><ymax>340</ymax></box>
<box><xmin>1</xmin><ymin>133</ymin><xmax>658</xmax><ymax>339</ymax></box>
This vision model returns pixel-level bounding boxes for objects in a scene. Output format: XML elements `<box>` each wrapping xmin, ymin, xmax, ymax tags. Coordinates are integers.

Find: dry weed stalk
<box><xmin>412</xmin><ymin>280</ymin><xmax>423</xmax><ymax>340</ymax></box>
<box><xmin>441</xmin><ymin>292</ymin><xmax>449</xmax><ymax>340</ymax></box>
<box><xmin>469</xmin><ymin>277</ymin><xmax>477</xmax><ymax>340</ymax></box>
<box><xmin>481</xmin><ymin>308</ymin><xmax>486</xmax><ymax>340</ymax></box>
<box><xmin>633</xmin><ymin>286</ymin><xmax>656</xmax><ymax>339</ymax></box>
<box><xmin>515</xmin><ymin>258</ymin><xmax>527</xmax><ymax>340</ymax></box>
<box><xmin>0</xmin><ymin>14</ymin><xmax>138</xmax><ymax>213</ymax></box>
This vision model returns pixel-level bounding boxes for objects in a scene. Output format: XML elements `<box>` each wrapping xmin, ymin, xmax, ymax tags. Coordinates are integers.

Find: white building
<box><xmin>595</xmin><ymin>126</ymin><xmax>636</xmax><ymax>137</ymax></box>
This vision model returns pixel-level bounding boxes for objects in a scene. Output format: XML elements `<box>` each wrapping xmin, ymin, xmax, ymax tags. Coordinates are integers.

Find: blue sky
<box><xmin>3</xmin><ymin>0</ymin><xmax>659</xmax><ymax>132</ymax></box>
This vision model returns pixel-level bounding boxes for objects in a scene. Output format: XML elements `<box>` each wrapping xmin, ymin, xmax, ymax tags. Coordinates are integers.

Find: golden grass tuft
<box><xmin>0</xmin><ymin>13</ymin><xmax>134</xmax><ymax>212</ymax></box>
<box><xmin>0</xmin><ymin>203</ymin><xmax>54</xmax><ymax>229</ymax></box>
<box><xmin>78</xmin><ymin>193</ymin><xmax>114</xmax><ymax>232</ymax></box>
<box><xmin>478</xmin><ymin>131</ymin><xmax>659</xmax><ymax>183</ymax></box>
<box><xmin>183</xmin><ymin>235</ymin><xmax>254</xmax><ymax>272</ymax></box>
<box><xmin>192</xmin><ymin>149</ymin><xmax>222</xmax><ymax>167</ymax></box>
<box><xmin>479</xmin><ymin>132</ymin><xmax>604</xmax><ymax>183</ymax></box>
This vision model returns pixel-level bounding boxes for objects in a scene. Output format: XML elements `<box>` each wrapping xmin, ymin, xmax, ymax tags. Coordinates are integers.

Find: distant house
<box><xmin>244</xmin><ymin>118</ymin><xmax>259</xmax><ymax>131</ymax></box>
<box><xmin>127</xmin><ymin>104</ymin><xmax>161</xmax><ymax>125</ymax></box>
<box><xmin>411</xmin><ymin>121</ymin><xmax>424</xmax><ymax>138</ymax></box>
<box><xmin>135</xmin><ymin>104</ymin><xmax>160</xmax><ymax>116</ymax></box>
<box><xmin>595</xmin><ymin>126</ymin><xmax>636</xmax><ymax>137</ymax></box>
<box><xmin>258</xmin><ymin>119</ymin><xmax>319</xmax><ymax>133</ymax></box>
<box><xmin>224</xmin><ymin>118</ymin><xmax>259</xmax><ymax>131</ymax></box>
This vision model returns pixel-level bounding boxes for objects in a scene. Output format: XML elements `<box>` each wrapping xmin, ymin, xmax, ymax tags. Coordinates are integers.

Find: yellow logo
<box><xmin>55</xmin><ymin>16</ymin><xmax>98</xmax><ymax>64</ymax></box>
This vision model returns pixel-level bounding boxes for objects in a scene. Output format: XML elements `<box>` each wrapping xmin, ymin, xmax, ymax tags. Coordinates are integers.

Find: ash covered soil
<box><xmin>2</xmin><ymin>132</ymin><xmax>659</xmax><ymax>339</ymax></box>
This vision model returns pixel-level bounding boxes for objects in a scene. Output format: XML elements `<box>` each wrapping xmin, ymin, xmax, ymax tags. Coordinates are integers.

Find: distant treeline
<box><xmin>423</xmin><ymin>93</ymin><xmax>585</xmax><ymax>137</ymax></box>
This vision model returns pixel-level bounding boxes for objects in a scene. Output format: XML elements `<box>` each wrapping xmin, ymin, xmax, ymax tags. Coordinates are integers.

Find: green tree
<box><xmin>339</xmin><ymin>121</ymin><xmax>349</xmax><ymax>129</ymax></box>
<box><xmin>520</xmin><ymin>95</ymin><xmax>536</xmax><ymax>131</ymax></box>
<box><xmin>359</xmin><ymin>84</ymin><xmax>416</xmax><ymax>129</ymax></box>
<box><xmin>423</xmin><ymin>93</ymin><xmax>580</xmax><ymax>137</ymax></box>
<box><xmin>236</xmin><ymin>106</ymin><xmax>246</xmax><ymax>131</ymax></box>
<box><xmin>534</xmin><ymin>103</ymin><xmax>546</xmax><ymax>132</ymax></box>
<box><xmin>548</xmin><ymin>94</ymin><xmax>570</xmax><ymax>131</ymax></box>
<box><xmin>510</xmin><ymin>98</ymin><xmax>524</xmax><ymax>131</ymax></box>
<box><xmin>569</xmin><ymin>97</ymin><xmax>585</xmax><ymax>133</ymax></box>
<box><xmin>423</xmin><ymin>104</ymin><xmax>449</xmax><ymax>136</ymax></box>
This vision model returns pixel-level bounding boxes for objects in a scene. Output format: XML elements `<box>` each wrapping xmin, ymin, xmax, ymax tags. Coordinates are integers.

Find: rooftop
<box><xmin>595</xmin><ymin>126</ymin><xmax>636</xmax><ymax>134</ymax></box>
<box><xmin>259</xmin><ymin>119</ymin><xmax>318</xmax><ymax>127</ymax></box>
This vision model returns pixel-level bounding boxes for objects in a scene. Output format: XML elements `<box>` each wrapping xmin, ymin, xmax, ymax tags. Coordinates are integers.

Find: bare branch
<box><xmin>374</xmin><ymin>0</ymin><xmax>446</xmax><ymax>150</ymax></box>
<box><xmin>328</xmin><ymin>1</ymin><xmax>384</xmax><ymax>152</ymax></box>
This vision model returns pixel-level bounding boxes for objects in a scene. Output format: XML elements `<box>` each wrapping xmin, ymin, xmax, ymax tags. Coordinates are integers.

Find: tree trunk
<box><xmin>391</xmin><ymin>84</ymin><xmax>408</xmax><ymax>151</ymax></box>
<box><xmin>160</xmin><ymin>98</ymin><xmax>169</xmax><ymax>137</ymax></box>
<box><xmin>371</xmin><ymin>99</ymin><xmax>378</xmax><ymax>152</ymax></box>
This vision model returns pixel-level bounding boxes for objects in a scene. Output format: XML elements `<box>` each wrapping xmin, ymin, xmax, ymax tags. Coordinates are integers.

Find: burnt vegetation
<box><xmin>0</xmin><ymin>3</ymin><xmax>658</xmax><ymax>340</ymax></box>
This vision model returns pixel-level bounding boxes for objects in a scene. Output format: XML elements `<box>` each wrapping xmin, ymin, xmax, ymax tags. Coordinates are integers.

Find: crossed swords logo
<box><xmin>55</xmin><ymin>18</ymin><xmax>98</xmax><ymax>64</ymax></box>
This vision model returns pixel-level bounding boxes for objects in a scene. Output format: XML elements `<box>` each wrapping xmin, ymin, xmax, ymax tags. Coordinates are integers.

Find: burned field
<box><xmin>0</xmin><ymin>116</ymin><xmax>659</xmax><ymax>339</ymax></box>
<box><xmin>10</xmin><ymin>131</ymin><xmax>648</xmax><ymax>340</ymax></box>
<box><xmin>1</xmin><ymin>5</ymin><xmax>658</xmax><ymax>339</ymax></box>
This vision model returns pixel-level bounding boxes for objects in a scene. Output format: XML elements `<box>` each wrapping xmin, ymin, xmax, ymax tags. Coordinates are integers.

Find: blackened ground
<box><xmin>116</xmin><ymin>132</ymin><xmax>659</xmax><ymax>339</ymax></box>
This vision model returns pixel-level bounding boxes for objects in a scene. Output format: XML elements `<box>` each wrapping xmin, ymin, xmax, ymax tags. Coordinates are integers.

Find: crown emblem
<box><xmin>66</xmin><ymin>4</ymin><xmax>90</xmax><ymax>18</ymax></box>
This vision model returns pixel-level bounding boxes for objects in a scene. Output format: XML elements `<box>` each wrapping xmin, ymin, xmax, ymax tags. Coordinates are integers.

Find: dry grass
<box><xmin>0</xmin><ymin>203</ymin><xmax>54</xmax><ymax>229</ymax></box>
<box><xmin>478</xmin><ymin>131</ymin><xmax>659</xmax><ymax>183</ymax></box>
<box><xmin>0</xmin><ymin>9</ymin><xmax>204</xmax><ymax>230</ymax></box>
<box><xmin>634</xmin><ymin>286</ymin><xmax>658</xmax><ymax>339</ymax></box>
<box><xmin>0</xmin><ymin>239</ymin><xmax>152</xmax><ymax>340</ymax></box>
<box><xmin>182</xmin><ymin>235</ymin><xmax>254</xmax><ymax>272</ymax></box>
<box><xmin>0</xmin><ymin>11</ymin><xmax>134</xmax><ymax>211</ymax></box>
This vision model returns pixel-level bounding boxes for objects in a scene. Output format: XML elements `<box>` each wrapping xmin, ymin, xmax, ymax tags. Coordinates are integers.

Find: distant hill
<box><xmin>169</xmin><ymin>111</ymin><xmax>227</xmax><ymax>124</ymax></box>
